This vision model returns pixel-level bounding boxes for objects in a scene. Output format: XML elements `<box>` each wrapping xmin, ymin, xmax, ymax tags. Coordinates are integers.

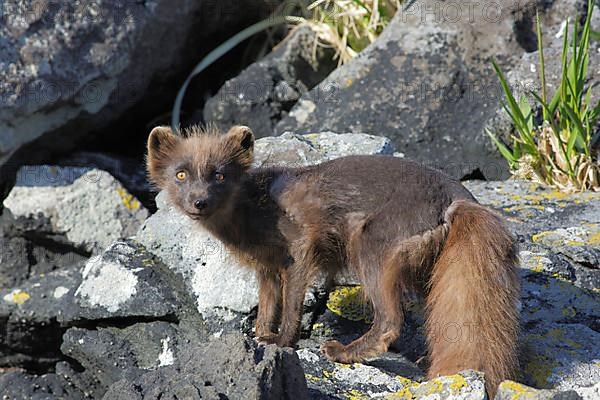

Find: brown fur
<box><xmin>146</xmin><ymin>125</ymin><xmax>520</xmax><ymax>396</ymax></box>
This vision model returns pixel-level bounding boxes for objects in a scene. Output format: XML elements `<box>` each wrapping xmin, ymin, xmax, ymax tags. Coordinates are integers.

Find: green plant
<box><xmin>488</xmin><ymin>0</ymin><xmax>600</xmax><ymax>192</ymax></box>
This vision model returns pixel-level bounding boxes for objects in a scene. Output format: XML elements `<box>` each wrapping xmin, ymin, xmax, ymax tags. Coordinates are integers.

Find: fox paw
<box><xmin>255</xmin><ymin>333</ymin><xmax>280</xmax><ymax>346</ymax></box>
<box><xmin>320</xmin><ymin>340</ymin><xmax>347</xmax><ymax>362</ymax></box>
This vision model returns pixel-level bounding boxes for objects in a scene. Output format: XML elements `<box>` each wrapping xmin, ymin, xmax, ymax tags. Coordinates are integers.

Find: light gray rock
<box><xmin>3</xmin><ymin>166</ymin><xmax>148</xmax><ymax>253</ymax></box>
<box><xmin>254</xmin><ymin>131</ymin><xmax>394</xmax><ymax>168</ymax></box>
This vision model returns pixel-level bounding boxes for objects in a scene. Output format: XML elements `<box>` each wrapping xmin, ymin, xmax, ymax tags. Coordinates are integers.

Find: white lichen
<box><xmin>158</xmin><ymin>337</ymin><xmax>175</xmax><ymax>367</ymax></box>
<box><xmin>75</xmin><ymin>255</ymin><xmax>138</xmax><ymax>312</ymax></box>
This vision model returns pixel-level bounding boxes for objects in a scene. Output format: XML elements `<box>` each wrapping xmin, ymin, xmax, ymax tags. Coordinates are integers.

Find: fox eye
<box><xmin>176</xmin><ymin>170</ymin><xmax>187</xmax><ymax>181</ymax></box>
<box><xmin>215</xmin><ymin>172</ymin><xmax>225</xmax><ymax>182</ymax></box>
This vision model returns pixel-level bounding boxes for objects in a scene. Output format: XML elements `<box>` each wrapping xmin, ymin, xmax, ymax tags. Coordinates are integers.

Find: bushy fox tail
<box><xmin>425</xmin><ymin>200</ymin><xmax>520</xmax><ymax>397</ymax></box>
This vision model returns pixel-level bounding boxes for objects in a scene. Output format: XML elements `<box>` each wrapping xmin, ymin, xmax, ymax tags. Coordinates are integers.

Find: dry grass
<box><xmin>295</xmin><ymin>0</ymin><xmax>403</xmax><ymax>65</ymax></box>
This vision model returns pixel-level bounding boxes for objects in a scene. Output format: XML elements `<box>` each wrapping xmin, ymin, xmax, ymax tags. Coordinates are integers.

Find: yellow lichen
<box><xmin>326</xmin><ymin>286</ymin><xmax>373</xmax><ymax>322</ymax></box>
<box><xmin>344</xmin><ymin>389</ymin><xmax>370</xmax><ymax>400</ymax></box>
<box><xmin>447</xmin><ymin>374</ymin><xmax>467</xmax><ymax>394</ymax></box>
<box><xmin>588</xmin><ymin>231</ymin><xmax>600</xmax><ymax>245</ymax></box>
<box><xmin>5</xmin><ymin>290</ymin><xmax>30</xmax><ymax>305</ymax></box>
<box><xmin>395</xmin><ymin>376</ymin><xmax>418</xmax><ymax>387</ymax></box>
<box><xmin>116</xmin><ymin>187</ymin><xmax>140</xmax><ymax>210</ymax></box>
<box><xmin>304</xmin><ymin>373</ymin><xmax>320</xmax><ymax>383</ymax></box>
<box><xmin>523</xmin><ymin>354</ymin><xmax>558</xmax><ymax>388</ymax></box>
<box><xmin>497</xmin><ymin>380</ymin><xmax>538</xmax><ymax>400</ymax></box>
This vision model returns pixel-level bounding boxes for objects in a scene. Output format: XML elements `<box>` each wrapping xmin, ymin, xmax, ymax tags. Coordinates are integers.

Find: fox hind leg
<box><xmin>321</xmin><ymin>219</ymin><xmax>407</xmax><ymax>363</ymax></box>
<box><xmin>321</xmin><ymin>255</ymin><xmax>405</xmax><ymax>363</ymax></box>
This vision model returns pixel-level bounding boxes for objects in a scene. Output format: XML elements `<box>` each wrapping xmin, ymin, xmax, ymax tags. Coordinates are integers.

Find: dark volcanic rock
<box><xmin>274</xmin><ymin>0</ymin><xmax>589</xmax><ymax>180</ymax></box>
<box><xmin>0</xmin><ymin>0</ymin><xmax>282</xmax><ymax>188</ymax></box>
<box><xmin>203</xmin><ymin>25</ymin><xmax>337</xmax><ymax>138</ymax></box>
<box><xmin>102</xmin><ymin>333</ymin><xmax>309</xmax><ymax>400</ymax></box>
<box><xmin>0</xmin><ymin>370</ymin><xmax>84</xmax><ymax>400</ymax></box>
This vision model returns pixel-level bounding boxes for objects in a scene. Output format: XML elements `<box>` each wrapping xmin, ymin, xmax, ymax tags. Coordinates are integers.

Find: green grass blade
<box><xmin>171</xmin><ymin>16</ymin><xmax>302</xmax><ymax>131</ymax></box>
<box><xmin>563</xmin><ymin>103</ymin><xmax>589</xmax><ymax>154</ymax></box>
<box><xmin>492</xmin><ymin>60</ymin><xmax>528</xmax><ymax>129</ymax></box>
<box><xmin>536</xmin><ymin>9</ymin><xmax>548</xmax><ymax>120</ymax></box>
<box><xmin>487</xmin><ymin>129</ymin><xmax>517</xmax><ymax>168</ymax></box>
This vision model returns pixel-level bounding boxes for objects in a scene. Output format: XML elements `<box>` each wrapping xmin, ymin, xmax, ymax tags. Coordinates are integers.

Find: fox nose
<box><xmin>194</xmin><ymin>199</ymin><xmax>208</xmax><ymax>210</ymax></box>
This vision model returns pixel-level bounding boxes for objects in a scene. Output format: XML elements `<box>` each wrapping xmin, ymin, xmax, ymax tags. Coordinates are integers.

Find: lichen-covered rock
<box><xmin>464</xmin><ymin>180</ymin><xmax>600</xmax><ymax>393</ymax></box>
<box><xmin>70</xmin><ymin>241</ymin><xmax>179</xmax><ymax>321</ymax></box>
<box><xmin>3</xmin><ymin>166</ymin><xmax>148</xmax><ymax>254</ymax></box>
<box><xmin>203</xmin><ymin>25</ymin><xmax>337</xmax><ymax>137</ymax></box>
<box><xmin>297</xmin><ymin>345</ymin><xmax>424</xmax><ymax>399</ymax></box>
<box><xmin>0</xmin><ymin>265</ymin><xmax>83</xmax><ymax>370</ymax></box>
<box><xmin>496</xmin><ymin>380</ymin><xmax>600</xmax><ymax>400</ymax></box>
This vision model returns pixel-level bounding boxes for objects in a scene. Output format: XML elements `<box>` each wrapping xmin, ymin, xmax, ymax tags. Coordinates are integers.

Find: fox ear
<box><xmin>148</xmin><ymin>126</ymin><xmax>177</xmax><ymax>155</ymax></box>
<box><xmin>147</xmin><ymin>126</ymin><xmax>178</xmax><ymax>187</ymax></box>
<box><xmin>225</xmin><ymin>125</ymin><xmax>254</xmax><ymax>167</ymax></box>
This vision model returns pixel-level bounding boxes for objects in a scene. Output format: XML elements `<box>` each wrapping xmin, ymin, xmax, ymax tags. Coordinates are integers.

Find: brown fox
<box><xmin>146</xmin><ymin>125</ymin><xmax>520</xmax><ymax>396</ymax></box>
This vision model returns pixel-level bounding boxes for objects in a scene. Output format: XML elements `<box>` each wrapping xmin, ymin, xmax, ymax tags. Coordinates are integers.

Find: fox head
<box><xmin>146</xmin><ymin>125</ymin><xmax>254</xmax><ymax>220</ymax></box>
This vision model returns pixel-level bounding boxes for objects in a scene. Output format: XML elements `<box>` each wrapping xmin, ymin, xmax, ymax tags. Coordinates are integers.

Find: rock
<box><xmin>0</xmin><ymin>370</ymin><xmax>84</xmax><ymax>400</ymax></box>
<box><xmin>134</xmin><ymin>132</ymin><xmax>394</xmax><ymax>330</ymax></box>
<box><xmin>0</xmin><ymin>0</ymin><xmax>282</xmax><ymax>187</ymax></box>
<box><xmin>0</xmin><ymin>265</ymin><xmax>82</xmax><ymax>371</ymax></box>
<box><xmin>0</xmin><ymin>204</ymin><xmax>88</xmax><ymax>289</ymax></box>
<box><xmin>273</xmin><ymin>0</ymin><xmax>588</xmax><ymax>180</ymax></box>
<box><xmin>3</xmin><ymin>166</ymin><xmax>148</xmax><ymax>253</ymax></box>
<box><xmin>70</xmin><ymin>241</ymin><xmax>180</xmax><ymax>321</ymax></box>
<box><xmin>60</xmin><ymin>323</ymin><xmax>182</xmax><ymax>398</ymax></box>
<box><xmin>57</xmin><ymin>151</ymin><xmax>152</xmax><ymax>201</ymax></box>
<box><xmin>203</xmin><ymin>25</ymin><xmax>337</xmax><ymax>138</ymax></box>
<box><xmin>102</xmin><ymin>333</ymin><xmax>309</xmax><ymax>400</ymax></box>
<box><xmin>464</xmin><ymin>180</ymin><xmax>600</xmax><ymax>391</ymax></box>
<box><xmin>297</xmin><ymin>345</ymin><xmax>424</xmax><ymax>399</ymax></box>
<box><xmin>254</xmin><ymin>131</ymin><xmax>394</xmax><ymax>168</ymax></box>
<box><xmin>496</xmin><ymin>380</ymin><xmax>600</xmax><ymax>400</ymax></box>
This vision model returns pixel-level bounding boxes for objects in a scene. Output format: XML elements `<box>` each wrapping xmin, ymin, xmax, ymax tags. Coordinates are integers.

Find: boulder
<box><xmin>272</xmin><ymin>0</ymin><xmax>589</xmax><ymax>180</ymax></box>
<box><xmin>102</xmin><ymin>333</ymin><xmax>309</xmax><ymax>400</ymax></box>
<box><xmin>0</xmin><ymin>0</ymin><xmax>283</xmax><ymax>189</ymax></box>
<box><xmin>203</xmin><ymin>24</ymin><xmax>337</xmax><ymax>137</ymax></box>
<box><xmin>3</xmin><ymin>166</ymin><xmax>148</xmax><ymax>254</ymax></box>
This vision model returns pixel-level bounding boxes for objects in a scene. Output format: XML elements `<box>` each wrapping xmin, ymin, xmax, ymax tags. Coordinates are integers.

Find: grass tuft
<box><xmin>488</xmin><ymin>0</ymin><xmax>600</xmax><ymax>192</ymax></box>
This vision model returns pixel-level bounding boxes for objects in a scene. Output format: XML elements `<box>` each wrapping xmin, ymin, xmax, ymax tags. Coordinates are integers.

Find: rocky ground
<box><xmin>0</xmin><ymin>133</ymin><xmax>598</xmax><ymax>399</ymax></box>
